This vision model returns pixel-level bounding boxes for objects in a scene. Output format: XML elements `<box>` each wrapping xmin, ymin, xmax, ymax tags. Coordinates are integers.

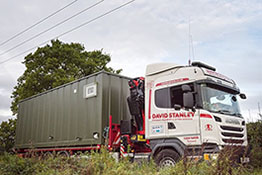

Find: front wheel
<box><xmin>154</xmin><ymin>149</ymin><xmax>180</xmax><ymax>167</ymax></box>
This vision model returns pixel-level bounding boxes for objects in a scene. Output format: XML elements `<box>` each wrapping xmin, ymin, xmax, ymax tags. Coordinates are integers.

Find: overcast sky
<box><xmin>0</xmin><ymin>0</ymin><xmax>261</xmax><ymax>122</ymax></box>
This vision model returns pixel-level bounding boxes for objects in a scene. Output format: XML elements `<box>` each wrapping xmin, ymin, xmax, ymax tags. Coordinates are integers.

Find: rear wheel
<box><xmin>58</xmin><ymin>151</ymin><xmax>70</xmax><ymax>158</ymax></box>
<box><xmin>43</xmin><ymin>151</ymin><xmax>55</xmax><ymax>159</ymax></box>
<box><xmin>57</xmin><ymin>151</ymin><xmax>70</xmax><ymax>160</ymax></box>
<box><xmin>154</xmin><ymin>149</ymin><xmax>180</xmax><ymax>167</ymax></box>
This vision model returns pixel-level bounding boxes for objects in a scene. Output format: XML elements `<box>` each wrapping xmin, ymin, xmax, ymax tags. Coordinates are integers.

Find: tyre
<box><xmin>43</xmin><ymin>151</ymin><xmax>55</xmax><ymax>159</ymax></box>
<box><xmin>154</xmin><ymin>149</ymin><xmax>181</xmax><ymax>167</ymax></box>
<box><xmin>57</xmin><ymin>151</ymin><xmax>70</xmax><ymax>161</ymax></box>
<box><xmin>58</xmin><ymin>151</ymin><xmax>70</xmax><ymax>158</ymax></box>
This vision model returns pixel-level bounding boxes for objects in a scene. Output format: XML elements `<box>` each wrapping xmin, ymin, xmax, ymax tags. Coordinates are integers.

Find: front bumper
<box><xmin>186</xmin><ymin>144</ymin><xmax>250</xmax><ymax>163</ymax></box>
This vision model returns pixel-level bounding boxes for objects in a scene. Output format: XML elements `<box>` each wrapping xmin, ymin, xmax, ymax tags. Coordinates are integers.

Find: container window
<box><xmin>84</xmin><ymin>83</ymin><xmax>97</xmax><ymax>98</ymax></box>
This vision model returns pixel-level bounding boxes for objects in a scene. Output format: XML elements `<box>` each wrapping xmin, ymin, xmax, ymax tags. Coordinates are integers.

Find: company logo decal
<box><xmin>155</xmin><ymin>78</ymin><xmax>189</xmax><ymax>87</ymax></box>
<box><xmin>203</xmin><ymin>69</ymin><xmax>233</xmax><ymax>83</ymax></box>
<box><xmin>225</xmin><ymin>119</ymin><xmax>240</xmax><ymax>125</ymax></box>
<box><xmin>152</xmin><ymin>112</ymin><xmax>195</xmax><ymax>121</ymax></box>
<box><xmin>151</xmin><ymin>125</ymin><xmax>163</xmax><ymax>134</ymax></box>
<box><xmin>205</xmin><ymin>124</ymin><xmax>213</xmax><ymax>131</ymax></box>
<box><xmin>184</xmin><ymin>136</ymin><xmax>199</xmax><ymax>142</ymax></box>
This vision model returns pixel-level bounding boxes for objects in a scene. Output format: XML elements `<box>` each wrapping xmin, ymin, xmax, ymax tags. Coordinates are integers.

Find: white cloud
<box><xmin>0</xmin><ymin>109</ymin><xmax>12</xmax><ymax>117</ymax></box>
<box><xmin>0</xmin><ymin>0</ymin><xmax>261</xmax><ymax>122</ymax></box>
<box><xmin>0</xmin><ymin>109</ymin><xmax>14</xmax><ymax>123</ymax></box>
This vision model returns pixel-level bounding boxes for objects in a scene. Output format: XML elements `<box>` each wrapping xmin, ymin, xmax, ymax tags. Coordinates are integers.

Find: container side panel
<box><xmin>16</xmin><ymin>103</ymin><xmax>24</xmax><ymax>146</ymax></box>
<box><xmin>26</xmin><ymin>99</ymin><xmax>33</xmax><ymax>145</ymax></box>
<box><xmin>23</xmin><ymin>101</ymin><xmax>28</xmax><ymax>145</ymax></box>
<box><xmin>33</xmin><ymin>96</ymin><xmax>40</xmax><ymax>144</ymax></box>
<box><xmin>22</xmin><ymin>102</ymin><xmax>29</xmax><ymax>146</ymax></box>
<box><xmin>102</xmin><ymin>73</ymin><xmax>131</xmax><ymax>128</ymax></box>
<box><xmin>87</xmin><ymin>76</ymin><xmax>99</xmax><ymax>144</ymax></box>
<box><xmin>78</xmin><ymin>75</ymin><xmax>101</xmax><ymax>145</ymax></box>
<box><xmin>19</xmin><ymin>104</ymin><xmax>26</xmax><ymax>145</ymax></box>
<box><xmin>30</xmin><ymin>98</ymin><xmax>35</xmax><ymax>143</ymax></box>
<box><xmin>34</xmin><ymin>97</ymin><xmax>40</xmax><ymax>143</ymax></box>
<box><xmin>15</xmin><ymin>72</ymin><xmax>131</xmax><ymax>149</ymax></box>
<box><xmin>110</xmin><ymin>76</ymin><xmax>121</xmax><ymax>123</ymax></box>
<box><xmin>78</xmin><ymin>78</ymin><xmax>89</xmax><ymax>142</ymax></box>
<box><xmin>101</xmin><ymin>74</ymin><xmax>110</xmax><ymax>129</ymax></box>
<box><xmin>32</xmin><ymin>97</ymin><xmax>37</xmax><ymax>144</ymax></box>
<box><xmin>78</xmin><ymin>79</ymin><xmax>87</xmax><ymax>144</ymax></box>
<box><xmin>41</xmin><ymin>92</ymin><xmax>50</xmax><ymax>144</ymax></box>
<box><xmin>70</xmin><ymin>82</ymin><xmax>78</xmax><ymax>145</ymax></box>
<box><xmin>62</xmin><ymin>84</ymin><xmax>71</xmax><ymax>141</ymax></box>
<box><xmin>36</xmin><ymin>95</ymin><xmax>43</xmax><ymax>143</ymax></box>
<box><xmin>56</xmin><ymin>88</ymin><xmax>64</xmax><ymax>144</ymax></box>
<box><xmin>23</xmin><ymin>102</ymin><xmax>30</xmax><ymax>146</ymax></box>
<box><xmin>15</xmin><ymin>107</ymin><xmax>20</xmax><ymax>145</ymax></box>
<box><xmin>40</xmin><ymin>93</ymin><xmax>46</xmax><ymax>143</ymax></box>
<box><xmin>96</xmin><ymin>74</ymin><xmax>103</xmax><ymax>144</ymax></box>
<box><xmin>92</xmin><ymin>74</ymin><xmax>102</xmax><ymax>144</ymax></box>
<box><xmin>51</xmin><ymin>90</ymin><xmax>58</xmax><ymax>143</ymax></box>
<box><xmin>110</xmin><ymin>75</ymin><xmax>131</xmax><ymax>123</ymax></box>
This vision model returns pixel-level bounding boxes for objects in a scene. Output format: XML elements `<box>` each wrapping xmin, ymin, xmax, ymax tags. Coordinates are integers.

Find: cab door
<box><xmin>166</xmin><ymin>84</ymin><xmax>201</xmax><ymax>145</ymax></box>
<box><xmin>147</xmin><ymin>84</ymin><xmax>169</xmax><ymax>139</ymax></box>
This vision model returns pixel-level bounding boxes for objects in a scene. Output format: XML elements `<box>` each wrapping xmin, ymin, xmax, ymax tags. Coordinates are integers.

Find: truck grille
<box><xmin>221</xmin><ymin>132</ymin><xmax>244</xmax><ymax>138</ymax></box>
<box><xmin>220</xmin><ymin>126</ymin><xmax>244</xmax><ymax>132</ymax></box>
<box><xmin>222</xmin><ymin>139</ymin><xmax>244</xmax><ymax>144</ymax></box>
<box><xmin>220</xmin><ymin>125</ymin><xmax>244</xmax><ymax>144</ymax></box>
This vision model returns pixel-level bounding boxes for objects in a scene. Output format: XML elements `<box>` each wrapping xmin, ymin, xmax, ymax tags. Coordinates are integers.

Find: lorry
<box><xmin>15</xmin><ymin>61</ymin><xmax>249</xmax><ymax>166</ymax></box>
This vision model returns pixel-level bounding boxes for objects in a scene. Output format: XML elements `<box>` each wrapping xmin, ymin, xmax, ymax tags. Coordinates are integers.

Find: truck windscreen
<box><xmin>200</xmin><ymin>83</ymin><xmax>242</xmax><ymax>118</ymax></box>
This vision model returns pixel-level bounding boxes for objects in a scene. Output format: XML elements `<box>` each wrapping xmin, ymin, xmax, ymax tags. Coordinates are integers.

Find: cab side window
<box><xmin>155</xmin><ymin>83</ymin><xmax>194</xmax><ymax>109</ymax></box>
<box><xmin>155</xmin><ymin>88</ymin><xmax>171</xmax><ymax>108</ymax></box>
<box><xmin>170</xmin><ymin>86</ymin><xmax>183</xmax><ymax>108</ymax></box>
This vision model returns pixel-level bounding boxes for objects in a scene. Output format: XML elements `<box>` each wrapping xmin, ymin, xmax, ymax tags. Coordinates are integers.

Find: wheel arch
<box><xmin>150</xmin><ymin>139</ymin><xmax>186</xmax><ymax>158</ymax></box>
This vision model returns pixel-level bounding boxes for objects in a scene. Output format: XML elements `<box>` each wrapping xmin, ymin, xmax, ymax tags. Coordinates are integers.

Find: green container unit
<box><xmin>15</xmin><ymin>71</ymin><xmax>131</xmax><ymax>149</ymax></box>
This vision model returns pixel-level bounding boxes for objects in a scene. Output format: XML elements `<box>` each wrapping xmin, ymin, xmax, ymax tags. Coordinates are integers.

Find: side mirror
<box><xmin>239</xmin><ymin>93</ymin><xmax>247</xmax><ymax>99</ymax></box>
<box><xmin>182</xmin><ymin>84</ymin><xmax>191</xmax><ymax>92</ymax></box>
<box><xmin>183</xmin><ymin>92</ymin><xmax>194</xmax><ymax>109</ymax></box>
<box><xmin>182</xmin><ymin>84</ymin><xmax>194</xmax><ymax>109</ymax></box>
<box><xmin>231</xmin><ymin>96</ymin><xmax>237</xmax><ymax>102</ymax></box>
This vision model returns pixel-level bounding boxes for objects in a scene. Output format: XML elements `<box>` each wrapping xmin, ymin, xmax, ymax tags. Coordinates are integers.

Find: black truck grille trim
<box><xmin>222</xmin><ymin>139</ymin><xmax>244</xmax><ymax>144</ymax></box>
<box><xmin>221</xmin><ymin>132</ymin><xmax>244</xmax><ymax>138</ymax></box>
<box><xmin>220</xmin><ymin>126</ymin><xmax>244</xmax><ymax>132</ymax></box>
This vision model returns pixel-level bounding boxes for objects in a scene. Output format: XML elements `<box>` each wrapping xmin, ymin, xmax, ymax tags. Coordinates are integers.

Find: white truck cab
<box><xmin>144</xmin><ymin>62</ymin><xmax>247</xmax><ymax>165</ymax></box>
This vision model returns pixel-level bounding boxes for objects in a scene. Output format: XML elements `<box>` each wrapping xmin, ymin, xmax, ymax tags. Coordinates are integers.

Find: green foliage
<box><xmin>0</xmin><ymin>152</ymin><xmax>45</xmax><ymax>175</ymax></box>
<box><xmin>247</xmin><ymin>121</ymin><xmax>262</xmax><ymax>168</ymax></box>
<box><xmin>87</xmin><ymin>148</ymin><xmax>158</xmax><ymax>175</ymax></box>
<box><xmin>247</xmin><ymin>121</ymin><xmax>262</xmax><ymax>148</ymax></box>
<box><xmin>0</xmin><ymin>119</ymin><xmax>16</xmax><ymax>153</ymax></box>
<box><xmin>159</xmin><ymin>146</ymin><xmax>250</xmax><ymax>175</ymax></box>
<box><xmin>11</xmin><ymin>39</ymin><xmax>122</xmax><ymax>115</ymax></box>
<box><xmin>0</xmin><ymin>148</ymin><xmax>260</xmax><ymax>175</ymax></box>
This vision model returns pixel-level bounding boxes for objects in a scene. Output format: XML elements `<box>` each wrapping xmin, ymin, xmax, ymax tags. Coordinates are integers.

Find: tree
<box><xmin>247</xmin><ymin>121</ymin><xmax>262</xmax><ymax>168</ymax></box>
<box><xmin>11</xmin><ymin>39</ymin><xmax>122</xmax><ymax>115</ymax></box>
<box><xmin>0</xmin><ymin>119</ymin><xmax>16</xmax><ymax>153</ymax></box>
